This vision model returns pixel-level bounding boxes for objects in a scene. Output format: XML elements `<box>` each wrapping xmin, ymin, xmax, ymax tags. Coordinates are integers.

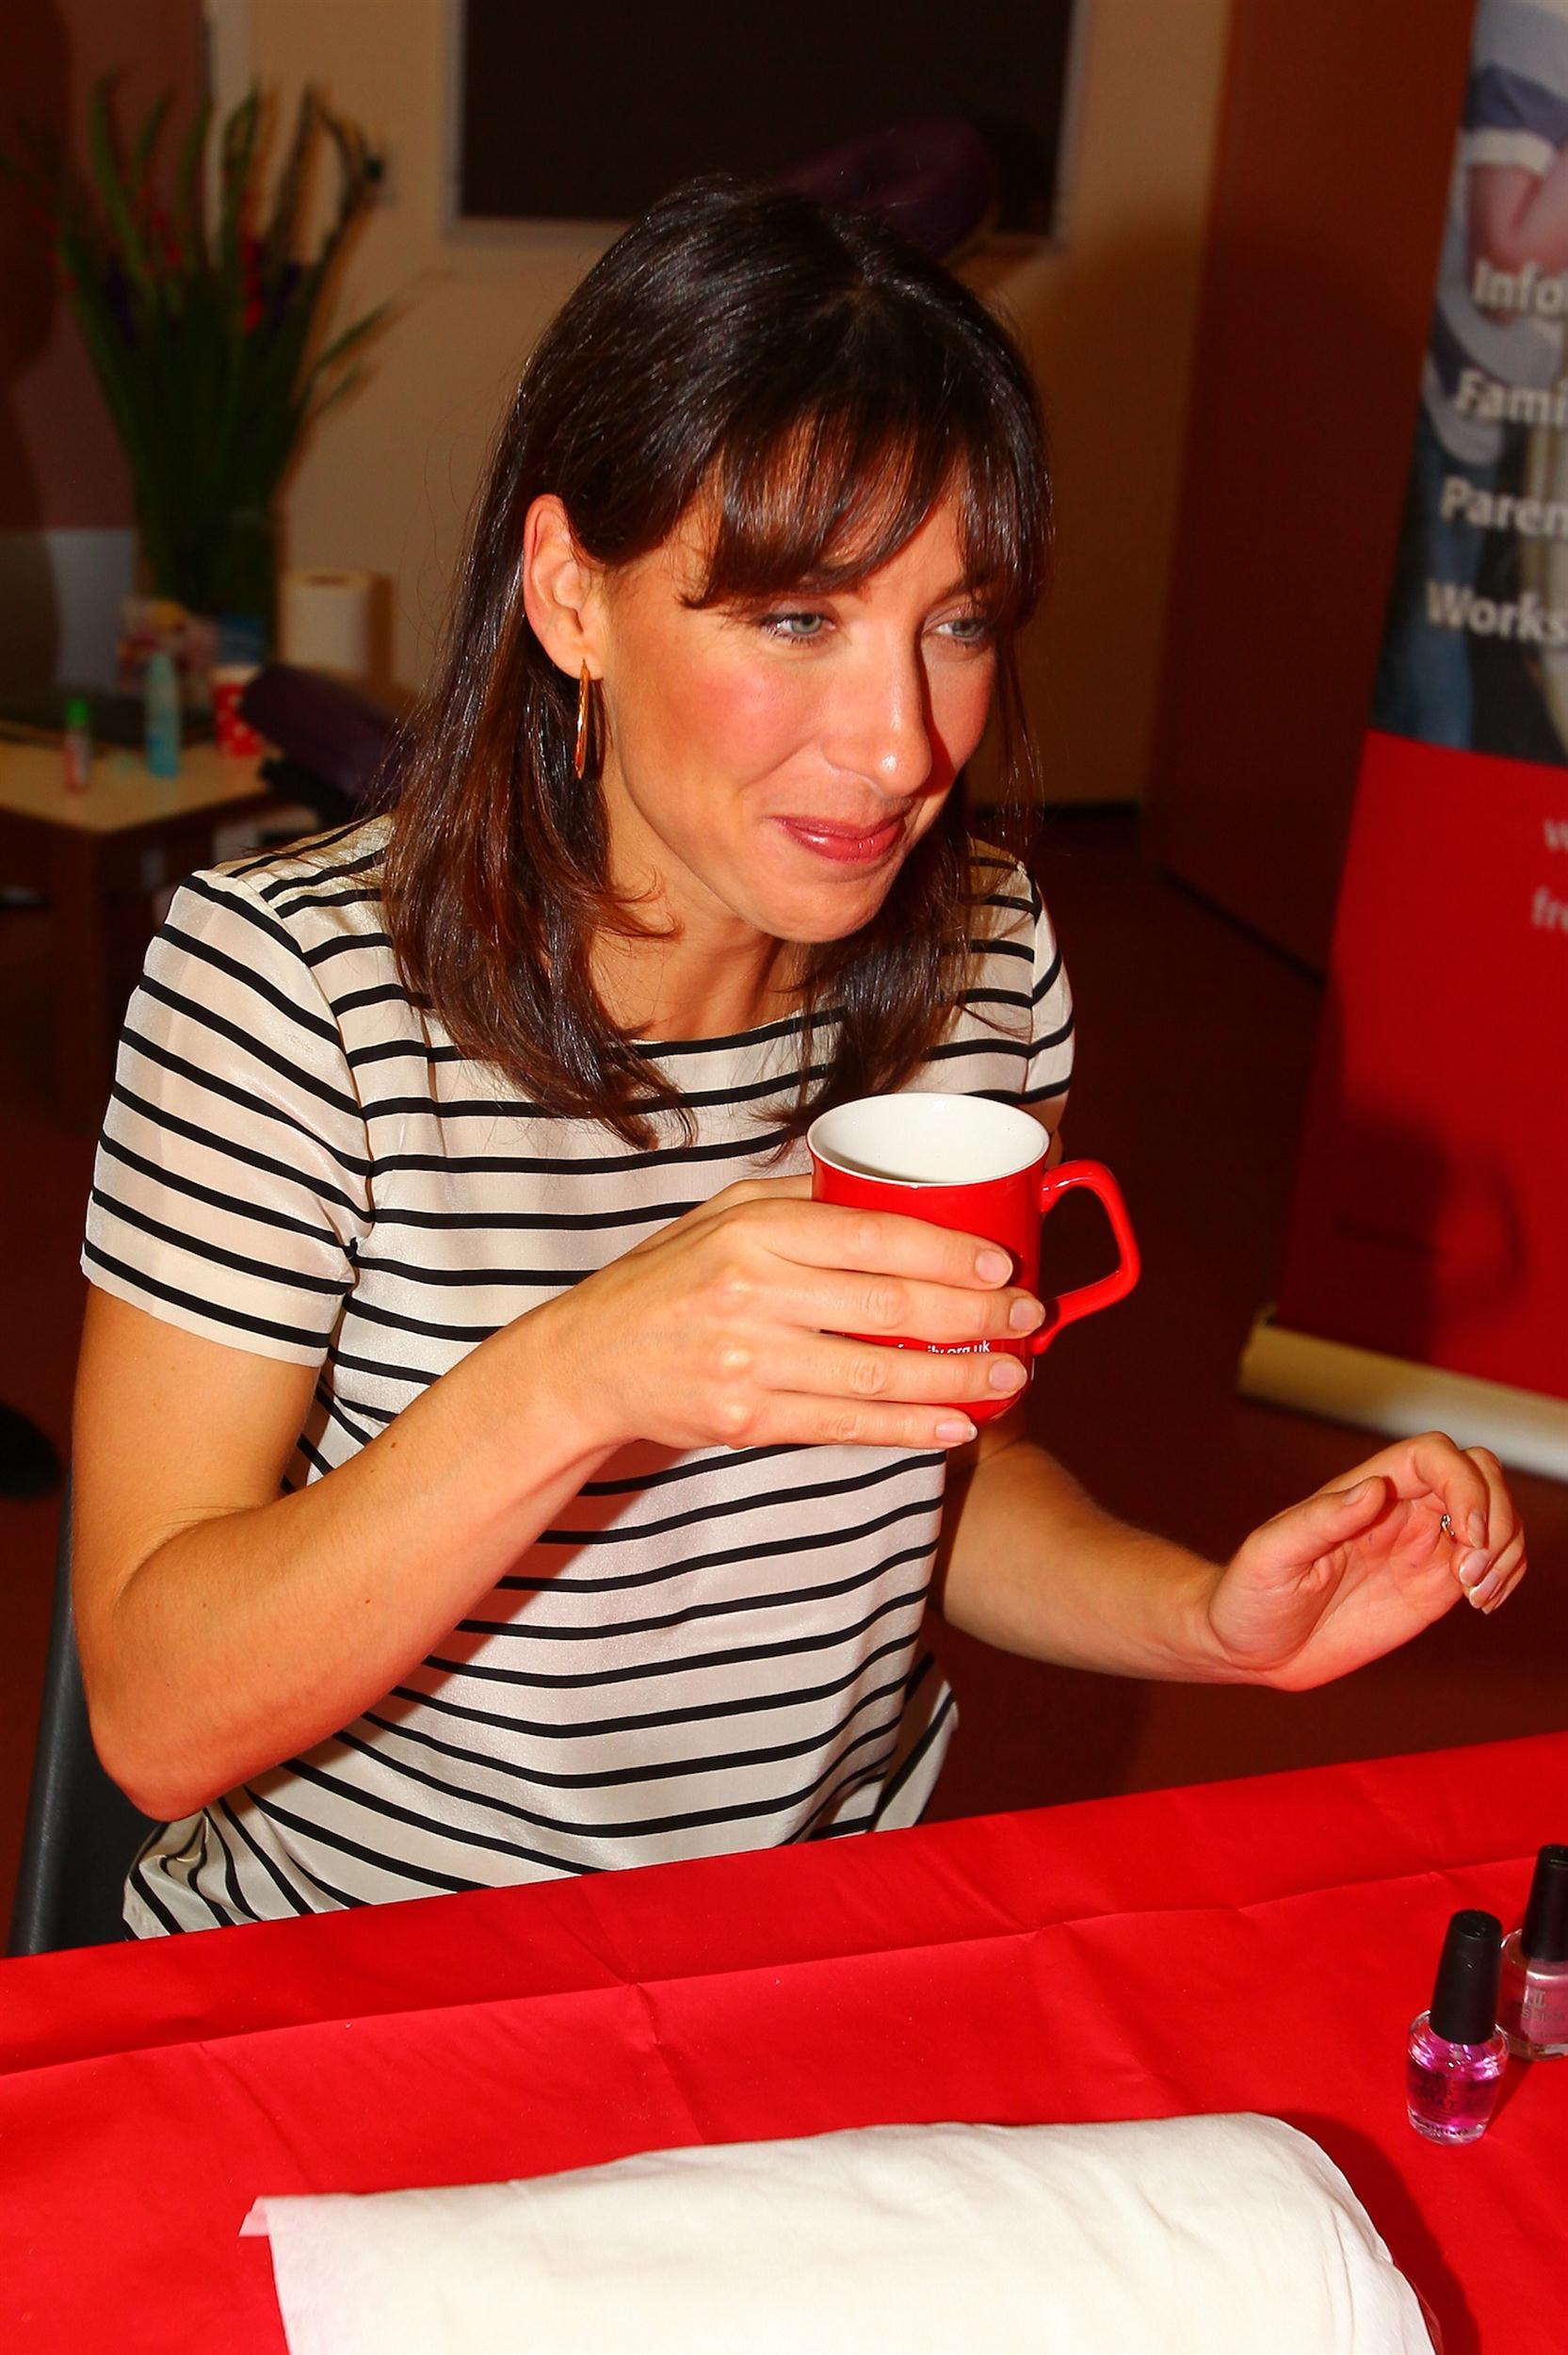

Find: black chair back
<box><xmin>239</xmin><ymin>661</ymin><xmax>404</xmax><ymax>822</ymax></box>
<box><xmin>8</xmin><ymin>1484</ymin><xmax>156</xmax><ymax>1955</ymax></box>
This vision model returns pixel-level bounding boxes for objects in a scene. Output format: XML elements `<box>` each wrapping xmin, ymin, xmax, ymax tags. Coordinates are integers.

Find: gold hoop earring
<box><xmin>574</xmin><ymin>661</ymin><xmax>592</xmax><ymax>780</ymax></box>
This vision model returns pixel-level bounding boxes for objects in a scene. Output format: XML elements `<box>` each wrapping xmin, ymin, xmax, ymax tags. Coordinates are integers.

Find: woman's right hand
<box><xmin>533</xmin><ymin>1175</ymin><xmax>1046</xmax><ymax>1455</ymax></box>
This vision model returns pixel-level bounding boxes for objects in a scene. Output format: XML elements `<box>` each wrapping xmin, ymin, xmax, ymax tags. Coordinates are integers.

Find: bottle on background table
<box><xmin>1499</xmin><ymin>1843</ymin><xmax>1568</xmax><ymax>2059</ymax></box>
<box><xmin>143</xmin><ymin>647</ymin><xmax>182</xmax><ymax>779</ymax></box>
<box><xmin>1406</xmin><ymin>1908</ymin><xmax>1508</xmax><ymax>2146</ymax></box>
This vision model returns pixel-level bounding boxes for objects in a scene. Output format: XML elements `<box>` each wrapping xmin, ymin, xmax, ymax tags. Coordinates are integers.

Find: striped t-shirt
<box><xmin>83</xmin><ymin>818</ymin><xmax>1074</xmax><ymax>1935</ymax></box>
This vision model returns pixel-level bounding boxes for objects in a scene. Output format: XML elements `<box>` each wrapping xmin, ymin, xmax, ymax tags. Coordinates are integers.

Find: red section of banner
<box><xmin>1277</xmin><ymin>729</ymin><xmax>1568</xmax><ymax>1400</ymax></box>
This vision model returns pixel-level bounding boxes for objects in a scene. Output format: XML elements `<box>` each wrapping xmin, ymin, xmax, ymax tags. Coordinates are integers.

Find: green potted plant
<box><xmin>7</xmin><ymin>80</ymin><xmax>384</xmax><ymax>698</ymax></box>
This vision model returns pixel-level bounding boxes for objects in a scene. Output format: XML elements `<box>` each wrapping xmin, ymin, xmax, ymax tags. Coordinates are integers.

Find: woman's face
<box><xmin>591</xmin><ymin>490</ymin><xmax>997</xmax><ymax>950</ymax></box>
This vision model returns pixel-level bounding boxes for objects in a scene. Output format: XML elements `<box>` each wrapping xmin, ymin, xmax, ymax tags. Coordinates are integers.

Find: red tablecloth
<box><xmin>5</xmin><ymin>1731</ymin><xmax>1565</xmax><ymax>2352</ymax></box>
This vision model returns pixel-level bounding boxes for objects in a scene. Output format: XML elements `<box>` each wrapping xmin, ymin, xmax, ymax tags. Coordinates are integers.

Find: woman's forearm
<box><xmin>86</xmin><ymin>1302</ymin><xmax>618</xmax><ymax>1820</ymax></box>
<box><xmin>935</xmin><ymin>1435</ymin><xmax>1252</xmax><ymax>1683</ymax></box>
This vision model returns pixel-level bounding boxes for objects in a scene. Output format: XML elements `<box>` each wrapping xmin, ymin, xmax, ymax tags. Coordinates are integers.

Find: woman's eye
<box><xmin>939</xmin><ymin>613</ymin><xmax>994</xmax><ymax>646</ymax></box>
<box><xmin>759</xmin><ymin>610</ymin><xmax>829</xmax><ymax>642</ymax></box>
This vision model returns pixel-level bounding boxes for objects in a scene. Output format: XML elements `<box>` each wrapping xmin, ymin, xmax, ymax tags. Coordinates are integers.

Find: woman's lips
<box><xmin>775</xmin><ymin>814</ymin><xmax>903</xmax><ymax>866</ymax></box>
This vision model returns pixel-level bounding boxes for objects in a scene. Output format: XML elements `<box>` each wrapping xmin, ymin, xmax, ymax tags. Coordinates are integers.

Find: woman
<box><xmin>74</xmin><ymin>181</ymin><xmax>1525</xmax><ymax>1936</ymax></box>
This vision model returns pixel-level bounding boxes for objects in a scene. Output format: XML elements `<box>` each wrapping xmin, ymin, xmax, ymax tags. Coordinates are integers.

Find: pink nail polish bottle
<box><xmin>1406</xmin><ymin>1908</ymin><xmax>1508</xmax><ymax>2145</ymax></box>
<box><xmin>1499</xmin><ymin>1844</ymin><xmax>1568</xmax><ymax>2060</ymax></box>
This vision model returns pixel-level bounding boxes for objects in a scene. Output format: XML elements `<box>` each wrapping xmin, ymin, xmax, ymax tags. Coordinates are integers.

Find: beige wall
<box><xmin>981</xmin><ymin>0</ymin><xmax>1233</xmax><ymax>803</ymax></box>
<box><xmin>251</xmin><ymin>0</ymin><xmax>1231</xmax><ymax>801</ymax></box>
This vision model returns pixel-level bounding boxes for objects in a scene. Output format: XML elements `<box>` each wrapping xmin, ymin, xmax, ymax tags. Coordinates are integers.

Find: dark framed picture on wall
<box><xmin>445</xmin><ymin>0</ymin><xmax>1085</xmax><ymax>246</ymax></box>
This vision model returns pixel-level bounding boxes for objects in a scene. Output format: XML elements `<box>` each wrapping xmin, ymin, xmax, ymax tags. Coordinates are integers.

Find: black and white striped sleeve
<box><xmin>83</xmin><ymin>869</ymin><xmax>371</xmax><ymax>1364</ymax></box>
<box><xmin>1022</xmin><ymin>885</ymin><xmax>1075</xmax><ymax>1118</ymax></box>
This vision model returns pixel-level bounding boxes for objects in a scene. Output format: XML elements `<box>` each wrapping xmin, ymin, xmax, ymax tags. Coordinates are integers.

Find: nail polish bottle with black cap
<box><xmin>1406</xmin><ymin>1908</ymin><xmax>1508</xmax><ymax>2145</ymax></box>
<box><xmin>1500</xmin><ymin>1844</ymin><xmax>1568</xmax><ymax>2059</ymax></box>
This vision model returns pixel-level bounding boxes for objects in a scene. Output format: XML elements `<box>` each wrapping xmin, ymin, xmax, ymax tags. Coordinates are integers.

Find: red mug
<box><xmin>807</xmin><ymin>1092</ymin><xmax>1140</xmax><ymax>1424</ymax></box>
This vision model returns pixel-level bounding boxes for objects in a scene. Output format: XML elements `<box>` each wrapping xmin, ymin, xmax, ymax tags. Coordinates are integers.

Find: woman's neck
<box><xmin>590</xmin><ymin>927</ymin><xmax>801</xmax><ymax>1044</ymax></box>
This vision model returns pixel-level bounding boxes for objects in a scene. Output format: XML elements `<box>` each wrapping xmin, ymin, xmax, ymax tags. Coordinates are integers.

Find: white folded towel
<box><xmin>242</xmin><ymin>2113</ymin><xmax>1434</xmax><ymax>2355</ymax></box>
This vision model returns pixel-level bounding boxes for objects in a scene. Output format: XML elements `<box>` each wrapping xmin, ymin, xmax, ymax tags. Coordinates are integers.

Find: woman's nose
<box><xmin>826</xmin><ymin>649</ymin><xmax>933</xmax><ymax>797</ymax></box>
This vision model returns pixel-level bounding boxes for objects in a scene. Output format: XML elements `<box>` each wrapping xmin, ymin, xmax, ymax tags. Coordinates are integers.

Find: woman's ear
<box><xmin>521</xmin><ymin>495</ymin><xmax>605</xmax><ymax>678</ymax></box>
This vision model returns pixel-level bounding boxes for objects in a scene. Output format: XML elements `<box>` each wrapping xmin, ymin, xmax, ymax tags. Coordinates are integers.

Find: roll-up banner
<box><xmin>1241</xmin><ymin>0</ymin><xmax>1568</xmax><ymax>1479</ymax></box>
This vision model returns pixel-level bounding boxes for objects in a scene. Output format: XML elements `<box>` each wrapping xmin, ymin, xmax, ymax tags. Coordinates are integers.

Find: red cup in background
<box><xmin>808</xmin><ymin>1092</ymin><xmax>1140</xmax><ymax>1423</ymax></box>
<box><xmin>211</xmin><ymin>664</ymin><xmax>264</xmax><ymax>757</ymax></box>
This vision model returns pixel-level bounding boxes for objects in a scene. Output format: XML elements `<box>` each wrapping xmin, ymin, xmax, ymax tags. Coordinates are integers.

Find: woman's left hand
<box><xmin>1206</xmin><ymin>1433</ymin><xmax>1527</xmax><ymax>1690</ymax></box>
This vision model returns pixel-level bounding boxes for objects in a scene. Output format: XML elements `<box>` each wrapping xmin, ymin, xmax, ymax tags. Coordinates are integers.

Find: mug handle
<box><xmin>1027</xmin><ymin>1160</ymin><xmax>1140</xmax><ymax>1356</ymax></box>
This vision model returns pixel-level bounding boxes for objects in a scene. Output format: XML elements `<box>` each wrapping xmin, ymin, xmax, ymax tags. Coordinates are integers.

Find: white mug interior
<box><xmin>808</xmin><ymin>1093</ymin><xmax>1050</xmax><ymax>1187</ymax></box>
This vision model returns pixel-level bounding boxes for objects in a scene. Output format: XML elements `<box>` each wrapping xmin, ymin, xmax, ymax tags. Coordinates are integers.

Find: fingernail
<box><xmin>975</xmin><ymin>1248</ymin><xmax>1011</xmax><ymax>1282</ymax></box>
<box><xmin>1457</xmin><ymin>1549</ymin><xmax>1491</xmax><ymax>1589</ymax></box>
<box><xmin>989</xmin><ymin>1356</ymin><xmax>1027</xmax><ymax>1391</ymax></box>
<box><xmin>1009</xmin><ymin>1296</ymin><xmax>1043</xmax><ymax>1333</ymax></box>
<box><xmin>936</xmin><ymin>1417</ymin><xmax>977</xmax><ymax>1443</ymax></box>
<box><xmin>1471</xmin><ymin>1569</ymin><xmax>1505</xmax><ymax>1610</ymax></box>
<box><xmin>1468</xmin><ymin>1510</ymin><xmax>1488</xmax><ymax>1548</ymax></box>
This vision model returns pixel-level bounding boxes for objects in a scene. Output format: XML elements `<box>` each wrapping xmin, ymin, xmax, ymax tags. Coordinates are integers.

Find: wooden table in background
<box><xmin>0</xmin><ymin>739</ymin><xmax>278</xmax><ymax>1130</ymax></box>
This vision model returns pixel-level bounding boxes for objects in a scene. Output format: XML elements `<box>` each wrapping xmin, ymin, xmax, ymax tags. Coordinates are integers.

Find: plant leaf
<box><xmin>218</xmin><ymin>86</ymin><xmax>263</xmax><ymax>284</ymax></box>
<box><xmin>87</xmin><ymin>77</ymin><xmax>153</xmax><ymax>291</ymax></box>
<box><xmin>263</xmin><ymin>85</ymin><xmax>315</xmax><ymax>268</ymax></box>
<box><xmin>174</xmin><ymin>94</ymin><xmax>211</xmax><ymax>269</ymax></box>
<box><xmin>130</xmin><ymin>89</ymin><xmax>172</xmax><ymax>190</ymax></box>
<box><xmin>311</xmin><ymin>360</ymin><xmax>366</xmax><ymax>419</ymax></box>
<box><xmin>311</xmin><ymin>300</ymin><xmax>389</xmax><ymax>376</ymax></box>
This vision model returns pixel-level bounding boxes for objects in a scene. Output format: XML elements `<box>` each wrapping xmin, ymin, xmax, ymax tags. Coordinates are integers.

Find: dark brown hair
<box><xmin>382</xmin><ymin>176</ymin><xmax>1050</xmax><ymax>1148</ymax></box>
